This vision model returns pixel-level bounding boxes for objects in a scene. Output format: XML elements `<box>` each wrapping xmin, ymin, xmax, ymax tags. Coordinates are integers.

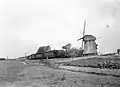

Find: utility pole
<box><xmin>25</xmin><ymin>53</ymin><xmax>27</xmax><ymax>59</ymax></box>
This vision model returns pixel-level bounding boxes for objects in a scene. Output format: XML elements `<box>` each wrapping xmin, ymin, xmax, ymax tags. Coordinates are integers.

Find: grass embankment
<box><xmin>53</xmin><ymin>56</ymin><xmax>120</xmax><ymax>77</ymax></box>
<box><xmin>61</xmin><ymin>56</ymin><xmax>120</xmax><ymax>67</ymax></box>
<box><xmin>0</xmin><ymin>59</ymin><xmax>120</xmax><ymax>87</ymax></box>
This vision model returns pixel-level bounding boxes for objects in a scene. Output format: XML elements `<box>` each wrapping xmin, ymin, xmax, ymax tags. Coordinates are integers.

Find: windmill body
<box><xmin>82</xmin><ymin>35</ymin><xmax>98</xmax><ymax>55</ymax></box>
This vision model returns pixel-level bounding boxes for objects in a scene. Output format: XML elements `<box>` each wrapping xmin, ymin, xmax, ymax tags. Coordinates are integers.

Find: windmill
<box><xmin>77</xmin><ymin>20</ymin><xmax>98</xmax><ymax>55</ymax></box>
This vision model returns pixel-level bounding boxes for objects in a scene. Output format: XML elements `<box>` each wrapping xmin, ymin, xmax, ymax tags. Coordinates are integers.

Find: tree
<box><xmin>62</xmin><ymin>43</ymin><xmax>71</xmax><ymax>51</ymax></box>
<box><xmin>67</xmin><ymin>47</ymin><xmax>84</xmax><ymax>57</ymax></box>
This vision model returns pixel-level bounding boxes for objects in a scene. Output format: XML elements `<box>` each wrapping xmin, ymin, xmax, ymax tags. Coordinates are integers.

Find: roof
<box><xmin>83</xmin><ymin>35</ymin><xmax>96</xmax><ymax>41</ymax></box>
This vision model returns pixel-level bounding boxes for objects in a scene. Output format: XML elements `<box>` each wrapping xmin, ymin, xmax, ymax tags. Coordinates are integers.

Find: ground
<box><xmin>0</xmin><ymin>59</ymin><xmax>120</xmax><ymax>87</ymax></box>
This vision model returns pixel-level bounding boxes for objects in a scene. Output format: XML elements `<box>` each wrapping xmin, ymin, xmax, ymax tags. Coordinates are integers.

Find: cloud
<box><xmin>0</xmin><ymin>0</ymin><xmax>88</xmax><ymax>57</ymax></box>
<box><xmin>1</xmin><ymin>0</ymin><xmax>120</xmax><ymax>57</ymax></box>
<box><xmin>95</xmin><ymin>0</ymin><xmax>120</xmax><ymax>53</ymax></box>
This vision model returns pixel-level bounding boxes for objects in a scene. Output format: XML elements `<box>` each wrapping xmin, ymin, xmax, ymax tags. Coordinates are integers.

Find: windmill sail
<box><xmin>81</xmin><ymin>20</ymin><xmax>86</xmax><ymax>49</ymax></box>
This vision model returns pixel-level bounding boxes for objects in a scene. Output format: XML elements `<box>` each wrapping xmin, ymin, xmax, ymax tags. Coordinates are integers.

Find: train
<box><xmin>26</xmin><ymin>45</ymin><xmax>84</xmax><ymax>60</ymax></box>
<box><xmin>26</xmin><ymin>50</ymin><xmax>71</xmax><ymax>60</ymax></box>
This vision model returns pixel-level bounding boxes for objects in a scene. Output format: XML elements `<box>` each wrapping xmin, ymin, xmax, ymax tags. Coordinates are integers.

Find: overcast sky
<box><xmin>0</xmin><ymin>0</ymin><xmax>120</xmax><ymax>58</ymax></box>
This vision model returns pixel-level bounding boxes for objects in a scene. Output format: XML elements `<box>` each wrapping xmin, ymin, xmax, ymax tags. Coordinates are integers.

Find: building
<box><xmin>82</xmin><ymin>35</ymin><xmax>98</xmax><ymax>55</ymax></box>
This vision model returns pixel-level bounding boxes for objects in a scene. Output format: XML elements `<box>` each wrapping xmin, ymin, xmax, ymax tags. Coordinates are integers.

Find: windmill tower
<box><xmin>78</xmin><ymin>20</ymin><xmax>98</xmax><ymax>55</ymax></box>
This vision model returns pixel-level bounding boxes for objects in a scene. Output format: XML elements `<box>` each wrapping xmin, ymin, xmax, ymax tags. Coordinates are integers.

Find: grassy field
<box><xmin>0</xmin><ymin>59</ymin><xmax>120</xmax><ymax>87</ymax></box>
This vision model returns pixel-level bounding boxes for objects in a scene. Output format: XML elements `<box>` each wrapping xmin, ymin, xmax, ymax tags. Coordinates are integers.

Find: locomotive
<box><xmin>26</xmin><ymin>46</ymin><xmax>70</xmax><ymax>60</ymax></box>
<box><xmin>26</xmin><ymin>50</ymin><xmax>70</xmax><ymax>60</ymax></box>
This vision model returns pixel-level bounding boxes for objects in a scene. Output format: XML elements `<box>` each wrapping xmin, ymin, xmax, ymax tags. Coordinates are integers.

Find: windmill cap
<box><xmin>83</xmin><ymin>35</ymin><xmax>96</xmax><ymax>41</ymax></box>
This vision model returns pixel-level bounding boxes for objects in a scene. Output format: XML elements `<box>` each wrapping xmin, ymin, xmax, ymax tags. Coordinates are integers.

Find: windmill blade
<box><xmin>82</xmin><ymin>20</ymin><xmax>86</xmax><ymax>48</ymax></box>
<box><xmin>81</xmin><ymin>40</ymin><xmax>84</xmax><ymax>49</ymax></box>
<box><xmin>96</xmin><ymin>37</ymin><xmax>102</xmax><ymax>40</ymax></box>
<box><xmin>83</xmin><ymin>20</ymin><xmax>86</xmax><ymax>37</ymax></box>
<box><xmin>77</xmin><ymin>37</ymin><xmax>83</xmax><ymax>41</ymax></box>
